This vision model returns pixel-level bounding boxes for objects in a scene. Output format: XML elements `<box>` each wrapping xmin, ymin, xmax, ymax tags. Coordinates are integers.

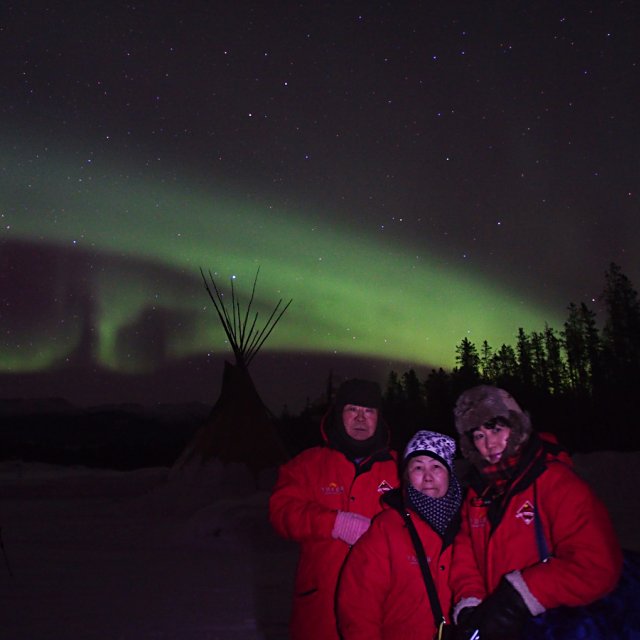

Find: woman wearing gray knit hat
<box><xmin>337</xmin><ymin>429</ymin><xmax>462</xmax><ymax>640</ymax></box>
<box><xmin>450</xmin><ymin>385</ymin><xmax>624</xmax><ymax>640</ymax></box>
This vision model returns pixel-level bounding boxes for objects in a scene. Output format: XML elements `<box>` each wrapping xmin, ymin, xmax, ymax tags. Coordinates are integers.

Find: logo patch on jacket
<box><xmin>321</xmin><ymin>482</ymin><xmax>344</xmax><ymax>495</ymax></box>
<box><xmin>515</xmin><ymin>500</ymin><xmax>535</xmax><ymax>525</ymax></box>
<box><xmin>377</xmin><ymin>480</ymin><xmax>393</xmax><ymax>494</ymax></box>
<box><xmin>407</xmin><ymin>553</ymin><xmax>431</xmax><ymax>565</ymax></box>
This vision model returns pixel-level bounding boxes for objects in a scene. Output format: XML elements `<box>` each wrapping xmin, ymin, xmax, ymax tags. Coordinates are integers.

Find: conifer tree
<box><xmin>601</xmin><ymin>263</ymin><xmax>640</xmax><ymax>386</ymax></box>
<box><xmin>544</xmin><ymin>325</ymin><xmax>565</xmax><ymax>395</ymax></box>
<box><xmin>453</xmin><ymin>337</ymin><xmax>481</xmax><ymax>390</ymax></box>
<box><xmin>530</xmin><ymin>330</ymin><xmax>548</xmax><ymax>392</ymax></box>
<box><xmin>384</xmin><ymin>371</ymin><xmax>404</xmax><ymax>404</ymax></box>
<box><xmin>563</xmin><ymin>303</ymin><xmax>592</xmax><ymax>393</ymax></box>
<box><xmin>516</xmin><ymin>328</ymin><xmax>534</xmax><ymax>387</ymax></box>
<box><xmin>402</xmin><ymin>369</ymin><xmax>422</xmax><ymax>402</ymax></box>
<box><xmin>494</xmin><ymin>344</ymin><xmax>518</xmax><ymax>385</ymax></box>
<box><xmin>479</xmin><ymin>340</ymin><xmax>497</xmax><ymax>383</ymax></box>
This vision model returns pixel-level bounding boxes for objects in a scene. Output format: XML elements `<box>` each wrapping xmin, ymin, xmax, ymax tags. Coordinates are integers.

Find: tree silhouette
<box><xmin>601</xmin><ymin>263</ymin><xmax>640</xmax><ymax>388</ymax></box>
<box><xmin>479</xmin><ymin>340</ymin><xmax>497</xmax><ymax>382</ymax></box>
<box><xmin>452</xmin><ymin>337</ymin><xmax>481</xmax><ymax>392</ymax></box>
<box><xmin>423</xmin><ymin>368</ymin><xmax>455</xmax><ymax>436</ymax></box>
<box><xmin>529</xmin><ymin>330</ymin><xmax>548</xmax><ymax>391</ymax></box>
<box><xmin>494</xmin><ymin>344</ymin><xmax>518</xmax><ymax>387</ymax></box>
<box><xmin>563</xmin><ymin>303</ymin><xmax>599</xmax><ymax>394</ymax></box>
<box><xmin>543</xmin><ymin>325</ymin><xmax>565</xmax><ymax>395</ymax></box>
<box><xmin>516</xmin><ymin>328</ymin><xmax>534</xmax><ymax>388</ymax></box>
<box><xmin>384</xmin><ymin>371</ymin><xmax>403</xmax><ymax>405</ymax></box>
<box><xmin>352</xmin><ymin>263</ymin><xmax>640</xmax><ymax>454</ymax></box>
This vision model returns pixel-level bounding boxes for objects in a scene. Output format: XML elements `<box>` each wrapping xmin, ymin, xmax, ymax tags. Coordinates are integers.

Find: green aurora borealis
<box><xmin>2</xmin><ymin>140</ymin><xmax>563</xmax><ymax>379</ymax></box>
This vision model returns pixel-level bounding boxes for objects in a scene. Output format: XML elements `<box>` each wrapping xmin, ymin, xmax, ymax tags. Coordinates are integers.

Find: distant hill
<box><xmin>0</xmin><ymin>398</ymin><xmax>211</xmax><ymax>470</ymax></box>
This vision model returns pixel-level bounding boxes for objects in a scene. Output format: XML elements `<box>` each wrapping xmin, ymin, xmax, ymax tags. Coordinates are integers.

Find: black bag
<box><xmin>525</xmin><ymin>482</ymin><xmax>640</xmax><ymax>639</ymax></box>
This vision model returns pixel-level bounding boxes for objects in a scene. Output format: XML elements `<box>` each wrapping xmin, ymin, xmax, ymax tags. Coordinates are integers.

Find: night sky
<box><xmin>1</xmin><ymin>2</ymin><xmax>638</xmax><ymax>413</ymax></box>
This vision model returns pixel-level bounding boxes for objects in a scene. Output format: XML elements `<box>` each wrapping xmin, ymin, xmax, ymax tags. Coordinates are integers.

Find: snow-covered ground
<box><xmin>0</xmin><ymin>452</ymin><xmax>638</xmax><ymax>640</ymax></box>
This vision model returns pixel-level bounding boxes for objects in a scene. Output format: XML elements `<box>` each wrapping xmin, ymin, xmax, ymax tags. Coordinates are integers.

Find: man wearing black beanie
<box><xmin>269</xmin><ymin>378</ymin><xmax>399</xmax><ymax>640</ymax></box>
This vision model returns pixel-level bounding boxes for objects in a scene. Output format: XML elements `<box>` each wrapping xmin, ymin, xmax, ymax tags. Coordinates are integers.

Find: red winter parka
<box><xmin>269</xmin><ymin>419</ymin><xmax>398</xmax><ymax>640</ymax></box>
<box><xmin>337</xmin><ymin>489</ymin><xmax>456</xmax><ymax>640</ymax></box>
<box><xmin>450</xmin><ymin>435</ymin><xmax>623</xmax><ymax>617</ymax></box>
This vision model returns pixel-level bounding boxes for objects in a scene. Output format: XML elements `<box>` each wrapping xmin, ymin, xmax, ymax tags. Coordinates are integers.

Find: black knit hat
<box><xmin>325</xmin><ymin>379</ymin><xmax>386</xmax><ymax>459</ymax></box>
<box><xmin>335</xmin><ymin>378</ymin><xmax>382</xmax><ymax>411</ymax></box>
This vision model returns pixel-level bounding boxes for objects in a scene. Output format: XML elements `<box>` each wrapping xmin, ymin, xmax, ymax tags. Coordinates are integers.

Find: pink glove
<box><xmin>331</xmin><ymin>510</ymin><xmax>371</xmax><ymax>546</ymax></box>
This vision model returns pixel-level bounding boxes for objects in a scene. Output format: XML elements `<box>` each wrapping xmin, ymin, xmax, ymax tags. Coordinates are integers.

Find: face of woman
<box><xmin>472</xmin><ymin>422</ymin><xmax>511</xmax><ymax>464</ymax></box>
<box><xmin>407</xmin><ymin>455</ymin><xmax>449</xmax><ymax>498</ymax></box>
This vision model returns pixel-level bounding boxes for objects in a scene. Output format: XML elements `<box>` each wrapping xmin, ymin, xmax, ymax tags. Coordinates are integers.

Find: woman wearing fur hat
<box><xmin>450</xmin><ymin>385</ymin><xmax>623</xmax><ymax>640</ymax></box>
<box><xmin>336</xmin><ymin>430</ymin><xmax>462</xmax><ymax>640</ymax></box>
<box><xmin>269</xmin><ymin>378</ymin><xmax>399</xmax><ymax>640</ymax></box>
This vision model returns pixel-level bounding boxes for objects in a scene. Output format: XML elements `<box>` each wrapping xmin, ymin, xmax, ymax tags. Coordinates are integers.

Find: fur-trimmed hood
<box><xmin>453</xmin><ymin>385</ymin><xmax>532</xmax><ymax>468</ymax></box>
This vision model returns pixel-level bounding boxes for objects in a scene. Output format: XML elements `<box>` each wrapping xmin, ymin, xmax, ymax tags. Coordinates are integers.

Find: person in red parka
<box><xmin>337</xmin><ymin>429</ymin><xmax>462</xmax><ymax>640</ymax></box>
<box><xmin>450</xmin><ymin>385</ymin><xmax>623</xmax><ymax>640</ymax></box>
<box><xmin>269</xmin><ymin>378</ymin><xmax>399</xmax><ymax>640</ymax></box>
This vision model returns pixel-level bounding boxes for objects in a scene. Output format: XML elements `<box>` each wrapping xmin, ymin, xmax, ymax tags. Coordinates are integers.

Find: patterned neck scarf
<box><xmin>478</xmin><ymin>452</ymin><xmax>522</xmax><ymax>498</ymax></box>
<box><xmin>473</xmin><ymin>434</ymin><xmax>547</xmax><ymax>530</ymax></box>
<box><xmin>406</xmin><ymin>474</ymin><xmax>462</xmax><ymax>537</ymax></box>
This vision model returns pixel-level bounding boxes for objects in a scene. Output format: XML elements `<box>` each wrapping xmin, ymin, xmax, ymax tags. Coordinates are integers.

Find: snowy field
<box><xmin>0</xmin><ymin>452</ymin><xmax>638</xmax><ymax>640</ymax></box>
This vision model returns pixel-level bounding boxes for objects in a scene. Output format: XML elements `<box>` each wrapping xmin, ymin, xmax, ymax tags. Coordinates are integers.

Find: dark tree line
<box><xmin>383</xmin><ymin>264</ymin><xmax>640</xmax><ymax>453</ymax></box>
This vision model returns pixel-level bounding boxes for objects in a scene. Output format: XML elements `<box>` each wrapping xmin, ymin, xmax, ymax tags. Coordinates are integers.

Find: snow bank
<box><xmin>0</xmin><ymin>450</ymin><xmax>638</xmax><ymax>639</ymax></box>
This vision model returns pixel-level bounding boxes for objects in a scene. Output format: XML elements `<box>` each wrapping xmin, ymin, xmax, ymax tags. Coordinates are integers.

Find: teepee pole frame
<box><xmin>200</xmin><ymin>267</ymin><xmax>292</xmax><ymax>368</ymax></box>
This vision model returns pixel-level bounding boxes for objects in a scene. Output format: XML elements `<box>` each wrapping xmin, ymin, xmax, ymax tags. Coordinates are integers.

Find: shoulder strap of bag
<box><xmin>401</xmin><ymin>510</ymin><xmax>446</xmax><ymax>629</ymax></box>
<box><xmin>533</xmin><ymin>481</ymin><xmax>551</xmax><ymax>562</ymax></box>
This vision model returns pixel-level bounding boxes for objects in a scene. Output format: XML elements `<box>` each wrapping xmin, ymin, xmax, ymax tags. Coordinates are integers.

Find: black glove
<box><xmin>452</xmin><ymin>606</ymin><xmax>478</xmax><ymax>640</ymax></box>
<box><xmin>464</xmin><ymin>577</ymin><xmax>530</xmax><ymax>640</ymax></box>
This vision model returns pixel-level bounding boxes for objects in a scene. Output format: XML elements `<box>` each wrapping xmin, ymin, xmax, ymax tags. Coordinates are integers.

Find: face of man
<box><xmin>407</xmin><ymin>455</ymin><xmax>449</xmax><ymax>498</ymax></box>
<box><xmin>342</xmin><ymin>404</ymin><xmax>378</xmax><ymax>441</ymax></box>
<box><xmin>471</xmin><ymin>421</ymin><xmax>511</xmax><ymax>464</ymax></box>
